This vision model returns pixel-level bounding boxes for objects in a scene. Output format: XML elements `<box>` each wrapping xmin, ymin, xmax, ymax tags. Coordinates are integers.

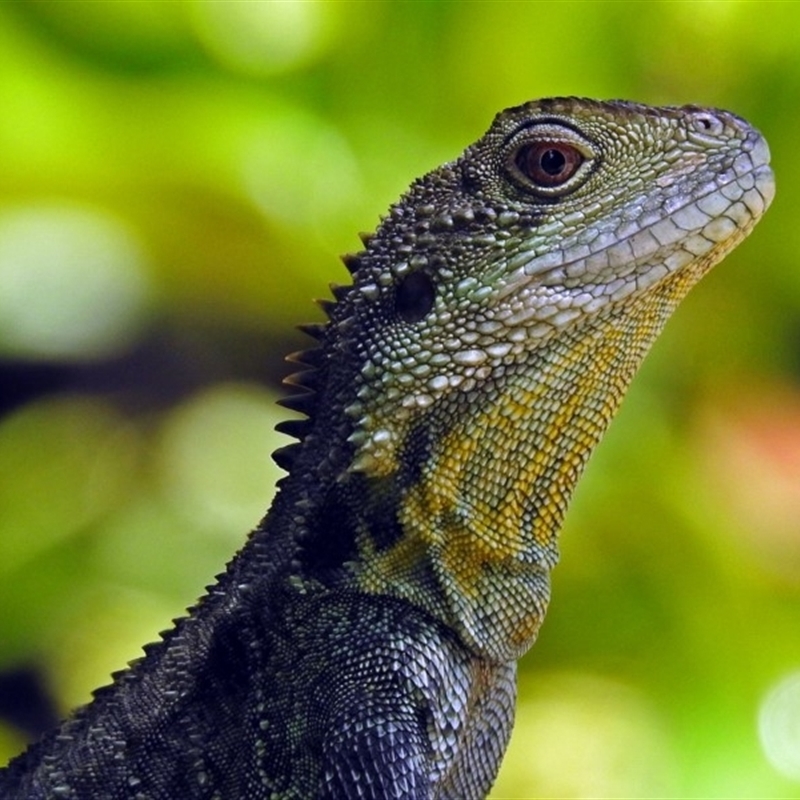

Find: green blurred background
<box><xmin>0</xmin><ymin>1</ymin><xmax>798</xmax><ymax>797</ymax></box>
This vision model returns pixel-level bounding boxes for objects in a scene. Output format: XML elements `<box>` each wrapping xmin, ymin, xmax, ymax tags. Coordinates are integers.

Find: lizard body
<box><xmin>0</xmin><ymin>98</ymin><xmax>774</xmax><ymax>799</ymax></box>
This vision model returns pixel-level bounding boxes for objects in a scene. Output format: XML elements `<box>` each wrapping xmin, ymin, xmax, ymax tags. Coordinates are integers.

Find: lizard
<box><xmin>0</xmin><ymin>97</ymin><xmax>774</xmax><ymax>799</ymax></box>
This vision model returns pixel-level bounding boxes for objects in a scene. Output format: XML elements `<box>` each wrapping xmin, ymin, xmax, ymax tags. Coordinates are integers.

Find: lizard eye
<box><xmin>514</xmin><ymin>142</ymin><xmax>584</xmax><ymax>188</ymax></box>
<box><xmin>395</xmin><ymin>271</ymin><xmax>435</xmax><ymax>323</ymax></box>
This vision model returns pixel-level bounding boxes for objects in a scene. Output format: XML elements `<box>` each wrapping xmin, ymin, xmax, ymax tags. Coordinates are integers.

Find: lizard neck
<box><xmin>252</xmin><ymin>265</ymin><xmax>696</xmax><ymax>664</ymax></box>
<box><xmin>349</xmin><ymin>278</ymin><xmax>688</xmax><ymax>662</ymax></box>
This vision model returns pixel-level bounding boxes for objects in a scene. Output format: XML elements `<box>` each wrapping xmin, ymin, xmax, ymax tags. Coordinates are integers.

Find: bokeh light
<box><xmin>0</xmin><ymin>204</ymin><xmax>152</xmax><ymax>361</ymax></box>
<box><xmin>759</xmin><ymin>671</ymin><xmax>800</xmax><ymax>783</ymax></box>
<box><xmin>491</xmin><ymin>672</ymin><xmax>677</xmax><ymax>798</ymax></box>
<box><xmin>0</xmin><ymin>395</ymin><xmax>140</xmax><ymax>579</ymax></box>
<box><xmin>156</xmin><ymin>383</ymin><xmax>286</xmax><ymax>538</ymax></box>
<box><xmin>241</xmin><ymin>105</ymin><xmax>363</xmax><ymax>241</ymax></box>
<box><xmin>190</xmin><ymin>0</ymin><xmax>337</xmax><ymax>76</ymax></box>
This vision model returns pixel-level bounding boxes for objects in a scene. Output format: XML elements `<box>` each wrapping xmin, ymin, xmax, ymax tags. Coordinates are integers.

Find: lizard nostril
<box><xmin>688</xmin><ymin>111</ymin><xmax>725</xmax><ymax>139</ymax></box>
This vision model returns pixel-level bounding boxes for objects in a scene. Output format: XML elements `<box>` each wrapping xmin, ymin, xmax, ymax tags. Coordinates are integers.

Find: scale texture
<box><xmin>0</xmin><ymin>97</ymin><xmax>774</xmax><ymax>799</ymax></box>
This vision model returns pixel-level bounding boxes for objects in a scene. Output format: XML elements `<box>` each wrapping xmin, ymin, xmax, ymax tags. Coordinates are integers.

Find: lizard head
<box><xmin>279</xmin><ymin>98</ymin><xmax>774</xmax><ymax>659</ymax></box>
<box><xmin>337</xmin><ymin>99</ymin><xmax>773</xmax><ymax>475</ymax></box>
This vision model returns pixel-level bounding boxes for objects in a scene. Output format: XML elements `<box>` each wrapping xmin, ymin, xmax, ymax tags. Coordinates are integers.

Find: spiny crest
<box><xmin>271</xmin><ymin>251</ymin><xmax>366</xmax><ymax>471</ymax></box>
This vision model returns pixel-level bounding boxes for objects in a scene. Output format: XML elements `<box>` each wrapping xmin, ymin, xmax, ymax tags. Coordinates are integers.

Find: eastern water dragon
<box><xmin>0</xmin><ymin>97</ymin><xmax>775</xmax><ymax>799</ymax></box>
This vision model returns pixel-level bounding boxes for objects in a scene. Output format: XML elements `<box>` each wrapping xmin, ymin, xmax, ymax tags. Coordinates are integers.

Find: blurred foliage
<box><xmin>0</xmin><ymin>1</ymin><xmax>798</xmax><ymax>797</ymax></box>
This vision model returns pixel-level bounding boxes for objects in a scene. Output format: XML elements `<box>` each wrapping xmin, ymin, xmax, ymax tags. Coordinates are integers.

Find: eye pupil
<box><xmin>514</xmin><ymin>142</ymin><xmax>584</xmax><ymax>190</ymax></box>
<box><xmin>540</xmin><ymin>148</ymin><xmax>566</xmax><ymax>176</ymax></box>
<box><xmin>395</xmin><ymin>271</ymin><xmax>435</xmax><ymax>323</ymax></box>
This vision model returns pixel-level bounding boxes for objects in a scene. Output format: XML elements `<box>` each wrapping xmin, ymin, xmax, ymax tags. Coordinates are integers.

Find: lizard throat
<box><xmin>353</xmin><ymin>269</ymin><xmax>699</xmax><ymax>662</ymax></box>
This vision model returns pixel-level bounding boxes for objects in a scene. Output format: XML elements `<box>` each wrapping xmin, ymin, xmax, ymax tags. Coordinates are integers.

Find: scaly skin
<box><xmin>0</xmin><ymin>98</ymin><xmax>774</xmax><ymax>799</ymax></box>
